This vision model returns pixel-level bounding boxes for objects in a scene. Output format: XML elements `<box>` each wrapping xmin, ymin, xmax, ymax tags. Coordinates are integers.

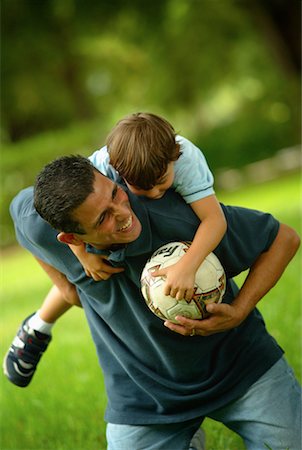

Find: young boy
<box><xmin>4</xmin><ymin>112</ymin><xmax>226</xmax><ymax>387</ymax></box>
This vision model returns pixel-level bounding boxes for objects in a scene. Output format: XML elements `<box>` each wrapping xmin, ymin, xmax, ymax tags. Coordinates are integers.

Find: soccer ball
<box><xmin>141</xmin><ymin>241</ymin><xmax>226</xmax><ymax>323</ymax></box>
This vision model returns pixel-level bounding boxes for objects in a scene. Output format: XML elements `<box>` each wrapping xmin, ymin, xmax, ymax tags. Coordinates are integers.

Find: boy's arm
<box><xmin>153</xmin><ymin>195</ymin><xmax>226</xmax><ymax>300</ymax></box>
<box><xmin>68</xmin><ymin>242</ymin><xmax>125</xmax><ymax>281</ymax></box>
<box><xmin>164</xmin><ymin>223</ymin><xmax>300</xmax><ymax>336</ymax></box>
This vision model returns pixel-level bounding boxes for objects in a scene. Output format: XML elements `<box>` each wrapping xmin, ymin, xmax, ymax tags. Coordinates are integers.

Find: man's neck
<box><xmin>108</xmin><ymin>243</ymin><xmax>126</xmax><ymax>251</ymax></box>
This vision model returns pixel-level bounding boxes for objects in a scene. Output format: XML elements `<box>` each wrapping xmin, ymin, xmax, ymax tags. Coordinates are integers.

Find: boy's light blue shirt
<box><xmin>88</xmin><ymin>136</ymin><xmax>214</xmax><ymax>203</ymax></box>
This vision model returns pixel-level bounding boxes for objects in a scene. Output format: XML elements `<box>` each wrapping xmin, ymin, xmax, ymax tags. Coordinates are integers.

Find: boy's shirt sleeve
<box><xmin>174</xmin><ymin>136</ymin><xmax>215</xmax><ymax>204</ymax></box>
<box><xmin>88</xmin><ymin>146</ymin><xmax>120</xmax><ymax>181</ymax></box>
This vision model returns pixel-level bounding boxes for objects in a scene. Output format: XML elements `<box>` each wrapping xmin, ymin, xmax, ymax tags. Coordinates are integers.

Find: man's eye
<box><xmin>99</xmin><ymin>212</ymin><xmax>107</xmax><ymax>225</ymax></box>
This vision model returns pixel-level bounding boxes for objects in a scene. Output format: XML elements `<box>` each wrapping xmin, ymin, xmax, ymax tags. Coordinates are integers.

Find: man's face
<box><xmin>72</xmin><ymin>172</ymin><xmax>142</xmax><ymax>249</ymax></box>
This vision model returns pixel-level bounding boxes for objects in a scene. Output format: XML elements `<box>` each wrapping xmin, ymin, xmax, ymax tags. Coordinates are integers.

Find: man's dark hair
<box><xmin>34</xmin><ymin>155</ymin><xmax>96</xmax><ymax>233</ymax></box>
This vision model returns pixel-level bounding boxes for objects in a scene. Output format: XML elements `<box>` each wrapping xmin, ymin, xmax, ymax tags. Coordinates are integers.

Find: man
<box><xmin>7</xmin><ymin>155</ymin><xmax>301</xmax><ymax>449</ymax></box>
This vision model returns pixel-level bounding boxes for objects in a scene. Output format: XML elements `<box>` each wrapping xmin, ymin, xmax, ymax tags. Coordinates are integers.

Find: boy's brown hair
<box><xmin>106</xmin><ymin>112</ymin><xmax>181</xmax><ymax>190</ymax></box>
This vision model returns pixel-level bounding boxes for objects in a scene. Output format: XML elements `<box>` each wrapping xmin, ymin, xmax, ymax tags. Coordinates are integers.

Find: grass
<box><xmin>0</xmin><ymin>173</ymin><xmax>301</xmax><ymax>450</ymax></box>
<box><xmin>1</xmin><ymin>252</ymin><xmax>107</xmax><ymax>450</ymax></box>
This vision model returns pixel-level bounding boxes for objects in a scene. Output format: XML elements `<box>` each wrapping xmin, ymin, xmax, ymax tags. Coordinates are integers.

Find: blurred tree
<box><xmin>1</xmin><ymin>0</ymin><xmax>300</xmax><ymax>156</ymax></box>
<box><xmin>244</xmin><ymin>0</ymin><xmax>301</xmax><ymax>76</ymax></box>
<box><xmin>1</xmin><ymin>0</ymin><xmax>97</xmax><ymax>141</ymax></box>
<box><xmin>0</xmin><ymin>0</ymin><xmax>166</xmax><ymax>141</ymax></box>
<box><xmin>1</xmin><ymin>0</ymin><xmax>301</xmax><ymax>247</ymax></box>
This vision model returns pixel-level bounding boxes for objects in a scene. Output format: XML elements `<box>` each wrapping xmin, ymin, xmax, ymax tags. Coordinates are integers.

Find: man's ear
<box><xmin>57</xmin><ymin>232</ymin><xmax>83</xmax><ymax>246</ymax></box>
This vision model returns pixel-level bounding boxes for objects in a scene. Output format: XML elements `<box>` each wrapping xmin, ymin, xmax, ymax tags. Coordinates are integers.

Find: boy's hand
<box><xmin>69</xmin><ymin>242</ymin><xmax>124</xmax><ymax>281</ymax></box>
<box><xmin>83</xmin><ymin>254</ymin><xmax>124</xmax><ymax>281</ymax></box>
<box><xmin>151</xmin><ymin>262</ymin><xmax>196</xmax><ymax>301</ymax></box>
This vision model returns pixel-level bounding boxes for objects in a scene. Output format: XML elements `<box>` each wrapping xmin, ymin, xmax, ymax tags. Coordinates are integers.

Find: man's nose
<box><xmin>111</xmin><ymin>202</ymin><xmax>129</xmax><ymax>219</ymax></box>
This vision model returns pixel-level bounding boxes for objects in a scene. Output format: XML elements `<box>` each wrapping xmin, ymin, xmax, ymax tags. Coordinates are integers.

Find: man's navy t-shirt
<box><xmin>10</xmin><ymin>187</ymin><xmax>283</xmax><ymax>424</ymax></box>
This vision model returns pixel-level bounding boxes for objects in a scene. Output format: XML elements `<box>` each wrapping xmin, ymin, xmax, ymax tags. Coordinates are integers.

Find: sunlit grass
<box><xmin>1</xmin><ymin>173</ymin><xmax>300</xmax><ymax>450</ymax></box>
<box><xmin>202</xmin><ymin>173</ymin><xmax>301</xmax><ymax>450</ymax></box>
<box><xmin>1</xmin><ymin>252</ymin><xmax>107</xmax><ymax>450</ymax></box>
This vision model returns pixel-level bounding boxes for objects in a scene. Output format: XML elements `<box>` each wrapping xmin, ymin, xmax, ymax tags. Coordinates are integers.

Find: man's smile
<box><xmin>118</xmin><ymin>215</ymin><xmax>133</xmax><ymax>232</ymax></box>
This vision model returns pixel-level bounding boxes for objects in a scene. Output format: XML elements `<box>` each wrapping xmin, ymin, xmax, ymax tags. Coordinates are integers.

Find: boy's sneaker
<box><xmin>189</xmin><ymin>427</ymin><xmax>206</xmax><ymax>450</ymax></box>
<box><xmin>3</xmin><ymin>313</ymin><xmax>51</xmax><ymax>387</ymax></box>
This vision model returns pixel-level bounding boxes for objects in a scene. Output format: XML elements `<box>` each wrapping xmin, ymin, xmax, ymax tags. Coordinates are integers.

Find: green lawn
<box><xmin>0</xmin><ymin>173</ymin><xmax>301</xmax><ymax>450</ymax></box>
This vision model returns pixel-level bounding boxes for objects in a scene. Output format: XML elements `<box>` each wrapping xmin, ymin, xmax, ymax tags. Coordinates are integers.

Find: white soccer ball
<box><xmin>141</xmin><ymin>241</ymin><xmax>226</xmax><ymax>323</ymax></box>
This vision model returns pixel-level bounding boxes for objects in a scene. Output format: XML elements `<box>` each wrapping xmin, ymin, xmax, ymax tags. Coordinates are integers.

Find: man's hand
<box><xmin>164</xmin><ymin>302</ymin><xmax>245</xmax><ymax>337</ymax></box>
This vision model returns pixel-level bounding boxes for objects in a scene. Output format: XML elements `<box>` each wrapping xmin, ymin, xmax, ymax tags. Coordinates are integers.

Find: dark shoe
<box><xmin>3</xmin><ymin>313</ymin><xmax>51</xmax><ymax>387</ymax></box>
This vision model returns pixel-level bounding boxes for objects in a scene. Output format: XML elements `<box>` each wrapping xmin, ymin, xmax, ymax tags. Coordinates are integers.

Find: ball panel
<box><xmin>165</xmin><ymin>300</ymin><xmax>202</xmax><ymax>322</ymax></box>
<box><xmin>141</xmin><ymin>283</ymin><xmax>167</xmax><ymax>321</ymax></box>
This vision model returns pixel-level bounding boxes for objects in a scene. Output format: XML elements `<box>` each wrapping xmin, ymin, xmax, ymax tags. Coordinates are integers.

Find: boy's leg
<box><xmin>106</xmin><ymin>418</ymin><xmax>205</xmax><ymax>450</ymax></box>
<box><xmin>28</xmin><ymin>284</ymin><xmax>73</xmax><ymax>333</ymax></box>
<box><xmin>3</xmin><ymin>285</ymin><xmax>72</xmax><ymax>387</ymax></box>
<box><xmin>208</xmin><ymin>357</ymin><xmax>301</xmax><ymax>450</ymax></box>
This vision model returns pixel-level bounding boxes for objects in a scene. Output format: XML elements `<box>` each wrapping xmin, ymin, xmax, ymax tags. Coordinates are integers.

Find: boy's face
<box><xmin>126</xmin><ymin>163</ymin><xmax>174</xmax><ymax>199</ymax></box>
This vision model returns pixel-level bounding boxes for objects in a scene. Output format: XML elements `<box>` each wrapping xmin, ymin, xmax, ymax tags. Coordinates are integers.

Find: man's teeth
<box><xmin>119</xmin><ymin>216</ymin><xmax>132</xmax><ymax>231</ymax></box>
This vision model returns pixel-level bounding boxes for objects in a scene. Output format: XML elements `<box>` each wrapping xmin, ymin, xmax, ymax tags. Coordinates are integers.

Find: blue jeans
<box><xmin>106</xmin><ymin>357</ymin><xmax>301</xmax><ymax>450</ymax></box>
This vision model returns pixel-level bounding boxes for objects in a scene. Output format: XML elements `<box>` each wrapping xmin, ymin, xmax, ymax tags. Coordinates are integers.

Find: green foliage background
<box><xmin>1</xmin><ymin>0</ymin><xmax>301</xmax><ymax>246</ymax></box>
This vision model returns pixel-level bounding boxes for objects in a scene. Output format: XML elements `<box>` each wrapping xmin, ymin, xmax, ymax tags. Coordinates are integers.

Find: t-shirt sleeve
<box><xmin>215</xmin><ymin>204</ymin><xmax>280</xmax><ymax>278</ymax></box>
<box><xmin>9</xmin><ymin>187</ymin><xmax>76</xmax><ymax>274</ymax></box>
<box><xmin>88</xmin><ymin>146</ymin><xmax>120</xmax><ymax>181</ymax></box>
<box><xmin>173</xmin><ymin>136</ymin><xmax>215</xmax><ymax>204</ymax></box>
<box><xmin>9</xmin><ymin>188</ymin><xmax>112</xmax><ymax>301</ymax></box>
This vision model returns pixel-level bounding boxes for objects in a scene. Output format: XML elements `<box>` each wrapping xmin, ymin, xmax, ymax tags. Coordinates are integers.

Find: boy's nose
<box><xmin>146</xmin><ymin>188</ymin><xmax>162</xmax><ymax>198</ymax></box>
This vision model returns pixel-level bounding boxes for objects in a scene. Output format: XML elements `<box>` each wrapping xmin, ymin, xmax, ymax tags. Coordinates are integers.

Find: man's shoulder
<box><xmin>10</xmin><ymin>187</ymin><xmax>35</xmax><ymax>221</ymax></box>
<box><xmin>10</xmin><ymin>186</ymin><xmax>57</xmax><ymax>247</ymax></box>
